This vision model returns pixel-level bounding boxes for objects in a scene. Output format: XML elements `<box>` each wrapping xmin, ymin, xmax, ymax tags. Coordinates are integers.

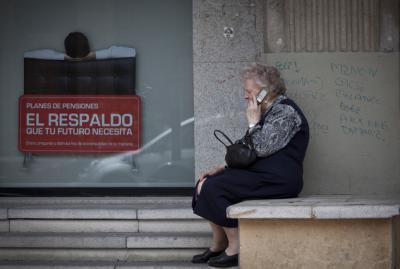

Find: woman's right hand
<box><xmin>246</xmin><ymin>94</ymin><xmax>261</xmax><ymax>126</ymax></box>
<box><xmin>197</xmin><ymin>164</ymin><xmax>226</xmax><ymax>182</ymax></box>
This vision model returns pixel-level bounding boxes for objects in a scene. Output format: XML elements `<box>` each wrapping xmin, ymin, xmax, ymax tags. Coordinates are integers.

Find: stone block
<box><xmin>117</xmin><ymin>261</ymin><xmax>212</xmax><ymax>268</ymax></box>
<box><xmin>0</xmin><ymin>197</ymin><xmax>192</xmax><ymax>206</ymax></box>
<box><xmin>0</xmin><ymin>248</ymin><xmax>207</xmax><ymax>262</ymax></box>
<box><xmin>347</xmin><ymin>195</ymin><xmax>400</xmax><ymax>204</ymax></box>
<box><xmin>126</xmin><ymin>233</ymin><xmax>211</xmax><ymax>248</ymax></box>
<box><xmin>137</xmin><ymin>208</ymin><xmax>200</xmax><ymax>220</ymax></box>
<box><xmin>138</xmin><ymin>220</ymin><xmax>210</xmax><ymax>233</ymax></box>
<box><xmin>8</xmin><ymin>207</ymin><xmax>137</xmax><ymax>219</ymax></box>
<box><xmin>0</xmin><ymin>209</ymin><xmax>7</xmax><ymax>219</ymax></box>
<box><xmin>0</xmin><ymin>220</ymin><xmax>9</xmax><ymax>232</ymax></box>
<box><xmin>312</xmin><ymin>205</ymin><xmax>400</xmax><ymax>219</ymax></box>
<box><xmin>10</xmin><ymin>220</ymin><xmax>139</xmax><ymax>233</ymax></box>
<box><xmin>227</xmin><ymin>195</ymin><xmax>400</xmax><ymax>219</ymax></box>
<box><xmin>0</xmin><ymin>260</ymin><xmax>115</xmax><ymax>269</ymax></box>
<box><xmin>0</xmin><ymin>232</ymin><xmax>127</xmax><ymax>248</ymax></box>
<box><xmin>239</xmin><ymin>218</ymin><xmax>394</xmax><ymax>269</ymax></box>
<box><xmin>228</xmin><ymin>204</ymin><xmax>313</xmax><ymax>219</ymax></box>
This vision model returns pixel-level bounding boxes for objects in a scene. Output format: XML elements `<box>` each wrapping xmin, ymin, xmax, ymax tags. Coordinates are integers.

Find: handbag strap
<box><xmin>214</xmin><ymin>129</ymin><xmax>234</xmax><ymax>147</ymax></box>
<box><xmin>243</xmin><ymin>132</ymin><xmax>254</xmax><ymax>147</ymax></box>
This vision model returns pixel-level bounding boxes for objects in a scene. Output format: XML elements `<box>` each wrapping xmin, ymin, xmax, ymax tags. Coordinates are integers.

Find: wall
<box><xmin>264</xmin><ymin>52</ymin><xmax>400</xmax><ymax>194</ymax></box>
<box><xmin>193</xmin><ymin>0</ymin><xmax>400</xmax><ymax>194</ymax></box>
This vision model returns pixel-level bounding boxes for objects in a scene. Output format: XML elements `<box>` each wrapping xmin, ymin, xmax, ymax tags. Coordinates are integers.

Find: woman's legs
<box><xmin>223</xmin><ymin>227</ymin><xmax>239</xmax><ymax>255</ymax></box>
<box><xmin>209</xmin><ymin>221</ymin><xmax>228</xmax><ymax>251</ymax></box>
<box><xmin>196</xmin><ymin>177</ymin><xmax>239</xmax><ymax>255</ymax></box>
<box><xmin>198</xmin><ymin>181</ymin><xmax>229</xmax><ymax>251</ymax></box>
<box><xmin>210</xmin><ymin>222</ymin><xmax>239</xmax><ymax>255</ymax></box>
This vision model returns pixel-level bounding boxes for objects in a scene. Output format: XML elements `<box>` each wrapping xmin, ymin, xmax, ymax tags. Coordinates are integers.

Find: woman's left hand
<box><xmin>246</xmin><ymin>94</ymin><xmax>261</xmax><ymax>125</ymax></box>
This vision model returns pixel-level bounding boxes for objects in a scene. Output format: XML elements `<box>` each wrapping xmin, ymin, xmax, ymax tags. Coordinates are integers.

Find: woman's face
<box><xmin>243</xmin><ymin>79</ymin><xmax>263</xmax><ymax>101</ymax></box>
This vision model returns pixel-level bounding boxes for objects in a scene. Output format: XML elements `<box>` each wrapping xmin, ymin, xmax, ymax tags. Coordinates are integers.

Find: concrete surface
<box><xmin>138</xmin><ymin>220</ymin><xmax>209</xmax><ymax>233</ymax></box>
<box><xmin>8</xmin><ymin>207</ymin><xmax>138</xmax><ymax>220</ymax></box>
<box><xmin>0</xmin><ymin>260</ymin><xmax>212</xmax><ymax>269</ymax></box>
<box><xmin>0</xmin><ymin>232</ymin><xmax>128</xmax><ymax>248</ymax></box>
<box><xmin>193</xmin><ymin>0</ymin><xmax>264</xmax><ymax>178</ymax></box>
<box><xmin>0</xmin><ymin>232</ymin><xmax>211</xmax><ymax>249</ymax></box>
<box><xmin>0</xmin><ymin>249</ymin><xmax>206</xmax><ymax>262</ymax></box>
<box><xmin>0</xmin><ymin>209</ymin><xmax>6</xmax><ymax>220</ymax></box>
<box><xmin>10</xmin><ymin>220</ymin><xmax>139</xmax><ymax>233</ymax></box>
<box><xmin>0</xmin><ymin>197</ymin><xmax>192</xmax><ymax>205</ymax></box>
<box><xmin>239</xmin><ymin>218</ymin><xmax>394</xmax><ymax>269</ymax></box>
<box><xmin>137</xmin><ymin>208</ymin><xmax>200</xmax><ymax>220</ymax></box>
<box><xmin>0</xmin><ymin>220</ymin><xmax>8</xmax><ymax>232</ymax></box>
<box><xmin>126</xmin><ymin>233</ymin><xmax>211</xmax><ymax>249</ymax></box>
<box><xmin>228</xmin><ymin>195</ymin><xmax>400</xmax><ymax>219</ymax></box>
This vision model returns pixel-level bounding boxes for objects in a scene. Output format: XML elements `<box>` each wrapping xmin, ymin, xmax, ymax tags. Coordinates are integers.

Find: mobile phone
<box><xmin>256</xmin><ymin>88</ymin><xmax>268</xmax><ymax>104</ymax></box>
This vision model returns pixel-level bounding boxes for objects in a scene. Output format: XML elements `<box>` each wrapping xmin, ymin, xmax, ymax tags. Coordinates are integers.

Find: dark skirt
<box><xmin>191</xmin><ymin>167</ymin><xmax>302</xmax><ymax>228</ymax></box>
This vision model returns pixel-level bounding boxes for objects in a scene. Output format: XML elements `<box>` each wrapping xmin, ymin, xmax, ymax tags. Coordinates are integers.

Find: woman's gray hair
<box><xmin>240</xmin><ymin>63</ymin><xmax>287</xmax><ymax>95</ymax></box>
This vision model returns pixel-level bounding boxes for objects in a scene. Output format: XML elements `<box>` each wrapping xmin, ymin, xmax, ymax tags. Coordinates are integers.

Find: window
<box><xmin>0</xmin><ymin>0</ymin><xmax>194</xmax><ymax>188</ymax></box>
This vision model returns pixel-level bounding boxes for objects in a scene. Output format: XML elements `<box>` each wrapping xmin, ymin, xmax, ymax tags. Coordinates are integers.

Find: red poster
<box><xmin>19</xmin><ymin>95</ymin><xmax>141</xmax><ymax>153</ymax></box>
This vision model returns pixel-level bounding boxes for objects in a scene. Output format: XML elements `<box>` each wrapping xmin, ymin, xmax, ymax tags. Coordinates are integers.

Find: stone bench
<box><xmin>227</xmin><ymin>195</ymin><xmax>400</xmax><ymax>269</ymax></box>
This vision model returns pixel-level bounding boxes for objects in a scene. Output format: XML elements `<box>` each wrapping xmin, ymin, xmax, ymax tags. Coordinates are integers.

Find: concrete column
<box><xmin>193</xmin><ymin>0</ymin><xmax>264</xmax><ymax>177</ymax></box>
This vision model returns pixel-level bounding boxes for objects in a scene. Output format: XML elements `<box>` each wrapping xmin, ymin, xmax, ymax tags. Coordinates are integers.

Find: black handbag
<box><xmin>214</xmin><ymin>129</ymin><xmax>257</xmax><ymax>168</ymax></box>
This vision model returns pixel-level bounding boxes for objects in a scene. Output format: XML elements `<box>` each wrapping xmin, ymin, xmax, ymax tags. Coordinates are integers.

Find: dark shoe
<box><xmin>191</xmin><ymin>248</ymin><xmax>225</xmax><ymax>263</ymax></box>
<box><xmin>207</xmin><ymin>251</ymin><xmax>239</xmax><ymax>267</ymax></box>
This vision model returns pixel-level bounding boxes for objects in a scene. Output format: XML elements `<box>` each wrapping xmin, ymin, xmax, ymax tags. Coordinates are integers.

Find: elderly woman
<box><xmin>191</xmin><ymin>63</ymin><xmax>309</xmax><ymax>267</ymax></box>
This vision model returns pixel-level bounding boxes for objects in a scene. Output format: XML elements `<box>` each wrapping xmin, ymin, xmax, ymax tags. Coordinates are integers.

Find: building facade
<box><xmin>0</xmin><ymin>0</ymin><xmax>399</xmax><ymax>195</ymax></box>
